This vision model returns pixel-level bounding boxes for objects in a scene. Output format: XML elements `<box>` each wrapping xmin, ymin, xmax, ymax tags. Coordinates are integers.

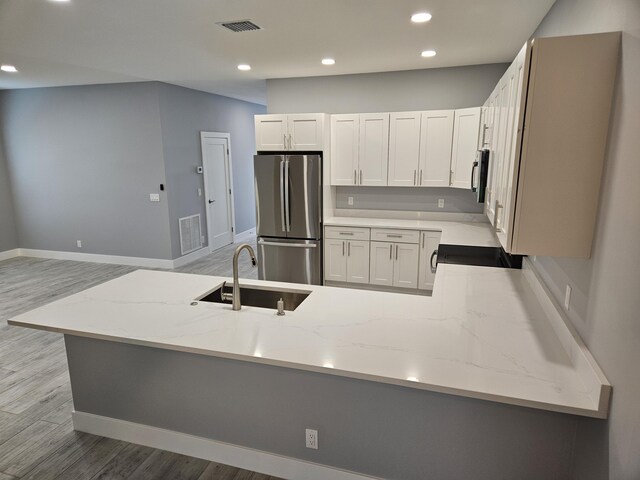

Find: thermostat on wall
<box><xmin>196</xmin><ymin>166</ymin><xmax>203</xmax><ymax>174</ymax></box>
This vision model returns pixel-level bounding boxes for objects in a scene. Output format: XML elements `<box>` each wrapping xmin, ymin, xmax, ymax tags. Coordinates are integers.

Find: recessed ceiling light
<box><xmin>411</xmin><ymin>12</ymin><xmax>432</xmax><ymax>23</ymax></box>
<box><xmin>323</xmin><ymin>362</ymin><xmax>334</xmax><ymax>368</ymax></box>
<box><xmin>406</xmin><ymin>376</ymin><xmax>419</xmax><ymax>382</ymax></box>
<box><xmin>1</xmin><ymin>65</ymin><xmax>18</xmax><ymax>73</ymax></box>
<box><xmin>421</xmin><ymin>50</ymin><xmax>437</xmax><ymax>58</ymax></box>
<box><xmin>49</xmin><ymin>0</ymin><xmax>71</xmax><ymax>2</ymax></box>
<box><xmin>237</xmin><ymin>64</ymin><xmax>251</xmax><ymax>71</ymax></box>
<box><xmin>321</xmin><ymin>58</ymin><xmax>335</xmax><ymax>66</ymax></box>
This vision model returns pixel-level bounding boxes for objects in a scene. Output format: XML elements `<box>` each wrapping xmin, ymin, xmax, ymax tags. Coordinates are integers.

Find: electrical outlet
<box><xmin>564</xmin><ymin>285</ymin><xmax>572</xmax><ymax>311</ymax></box>
<box><xmin>149</xmin><ymin>193</ymin><xmax>160</xmax><ymax>202</ymax></box>
<box><xmin>438</xmin><ymin>199</ymin><xmax>445</xmax><ymax>209</ymax></box>
<box><xmin>76</xmin><ymin>240</ymin><xmax>82</xmax><ymax>248</ymax></box>
<box><xmin>200</xmin><ymin>235</ymin><xmax>205</xmax><ymax>245</ymax></box>
<box><xmin>348</xmin><ymin>196</ymin><xmax>354</xmax><ymax>206</ymax></box>
<box><xmin>305</xmin><ymin>429</ymin><xmax>318</xmax><ymax>449</ymax></box>
<box><xmin>198</xmin><ymin>188</ymin><xmax>202</xmax><ymax>197</ymax></box>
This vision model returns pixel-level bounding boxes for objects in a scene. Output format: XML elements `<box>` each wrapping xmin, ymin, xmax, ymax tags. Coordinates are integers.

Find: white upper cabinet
<box><xmin>450</xmin><ymin>107</ymin><xmax>481</xmax><ymax>189</ymax></box>
<box><xmin>388</xmin><ymin>112</ymin><xmax>421</xmax><ymax>186</ymax></box>
<box><xmin>419</xmin><ymin>110</ymin><xmax>454</xmax><ymax>187</ymax></box>
<box><xmin>255</xmin><ymin>115</ymin><xmax>288</xmax><ymax>151</ymax></box>
<box><xmin>255</xmin><ymin>113</ymin><xmax>324</xmax><ymax>152</ymax></box>
<box><xmin>330</xmin><ymin>114</ymin><xmax>359</xmax><ymax>185</ymax></box>
<box><xmin>359</xmin><ymin>113</ymin><xmax>389</xmax><ymax>186</ymax></box>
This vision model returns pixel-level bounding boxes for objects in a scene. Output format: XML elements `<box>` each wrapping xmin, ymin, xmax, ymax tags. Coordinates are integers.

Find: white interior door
<box><xmin>201</xmin><ymin>133</ymin><xmax>235</xmax><ymax>252</ymax></box>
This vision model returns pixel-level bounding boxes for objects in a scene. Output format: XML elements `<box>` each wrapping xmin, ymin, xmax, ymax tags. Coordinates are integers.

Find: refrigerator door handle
<box><xmin>258</xmin><ymin>240</ymin><xmax>318</xmax><ymax>248</ymax></box>
<box><xmin>280</xmin><ymin>159</ymin><xmax>286</xmax><ymax>232</ymax></box>
<box><xmin>284</xmin><ymin>159</ymin><xmax>291</xmax><ymax>232</ymax></box>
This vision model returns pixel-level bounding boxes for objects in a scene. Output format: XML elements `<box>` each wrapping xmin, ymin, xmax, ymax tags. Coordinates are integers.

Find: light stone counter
<box><xmin>324</xmin><ymin>216</ymin><xmax>500</xmax><ymax>247</ymax></box>
<box><xmin>9</xmin><ymin>260</ymin><xmax>610</xmax><ymax>418</ymax></box>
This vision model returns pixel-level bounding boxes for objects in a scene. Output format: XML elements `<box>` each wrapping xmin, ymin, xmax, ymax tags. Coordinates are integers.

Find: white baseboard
<box><xmin>234</xmin><ymin>228</ymin><xmax>256</xmax><ymax>244</ymax></box>
<box><xmin>0</xmin><ymin>249</ymin><xmax>20</xmax><ymax>262</ymax></box>
<box><xmin>18</xmin><ymin>248</ymin><xmax>174</xmax><ymax>269</ymax></box>
<box><xmin>72</xmin><ymin>411</ymin><xmax>381</xmax><ymax>480</ymax></box>
<box><xmin>171</xmin><ymin>247</ymin><xmax>210</xmax><ymax>268</ymax></box>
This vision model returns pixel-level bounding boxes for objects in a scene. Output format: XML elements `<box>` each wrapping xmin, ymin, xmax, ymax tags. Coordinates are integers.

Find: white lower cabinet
<box><xmin>418</xmin><ymin>232</ymin><xmax>442</xmax><ymax>291</ymax></box>
<box><xmin>325</xmin><ymin>227</ymin><xmax>439</xmax><ymax>292</ymax></box>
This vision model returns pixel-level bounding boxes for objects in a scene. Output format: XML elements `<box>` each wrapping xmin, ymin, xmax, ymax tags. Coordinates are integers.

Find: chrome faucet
<box><xmin>222</xmin><ymin>243</ymin><xmax>257</xmax><ymax>311</ymax></box>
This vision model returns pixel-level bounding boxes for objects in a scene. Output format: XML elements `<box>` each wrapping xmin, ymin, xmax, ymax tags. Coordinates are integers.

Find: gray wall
<box><xmin>529</xmin><ymin>1</ymin><xmax>640</xmax><ymax>479</ymax></box>
<box><xmin>266</xmin><ymin>63</ymin><xmax>508</xmax><ymax>114</ymax></box>
<box><xmin>156</xmin><ymin>83</ymin><xmax>265</xmax><ymax>259</ymax></box>
<box><xmin>336</xmin><ymin>186</ymin><xmax>484</xmax><ymax>214</ymax></box>
<box><xmin>0</xmin><ymin>83</ymin><xmax>173</xmax><ymax>259</ymax></box>
<box><xmin>67</xmin><ymin>335</ymin><xmax>579</xmax><ymax>480</ymax></box>
<box><xmin>268</xmin><ymin>64</ymin><xmax>507</xmax><ymax>214</ymax></box>
<box><xmin>0</xmin><ymin>139</ymin><xmax>18</xmax><ymax>252</ymax></box>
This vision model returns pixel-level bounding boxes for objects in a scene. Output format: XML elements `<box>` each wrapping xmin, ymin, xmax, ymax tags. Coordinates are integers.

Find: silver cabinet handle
<box><xmin>284</xmin><ymin>134</ymin><xmax>287</xmax><ymax>150</ymax></box>
<box><xmin>413</xmin><ymin>170</ymin><xmax>417</xmax><ymax>185</ymax></box>
<box><xmin>348</xmin><ymin>241</ymin><xmax>351</xmax><ymax>256</ymax></box>
<box><xmin>422</xmin><ymin>232</ymin><xmax>425</xmax><ymax>249</ymax></box>
<box><xmin>339</xmin><ymin>232</ymin><xmax>354</xmax><ymax>236</ymax></box>
<box><xmin>289</xmin><ymin>133</ymin><xmax>293</xmax><ymax>150</ymax></box>
<box><xmin>258</xmin><ymin>240</ymin><xmax>317</xmax><ymax>248</ymax></box>
<box><xmin>395</xmin><ymin>244</ymin><xmax>399</xmax><ymax>260</ymax></box>
<box><xmin>284</xmin><ymin>159</ymin><xmax>291</xmax><ymax>232</ymax></box>
<box><xmin>386</xmin><ymin>234</ymin><xmax>402</xmax><ymax>238</ymax></box>
<box><xmin>493</xmin><ymin>201</ymin><xmax>502</xmax><ymax>232</ymax></box>
<box><xmin>280</xmin><ymin>159</ymin><xmax>286</xmax><ymax>232</ymax></box>
<box><xmin>354</xmin><ymin>169</ymin><xmax>357</xmax><ymax>185</ymax></box>
<box><xmin>419</xmin><ymin>170</ymin><xmax>423</xmax><ymax>185</ymax></box>
<box><xmin>342</xmin><ymin>241</ymin><xmax>345</xmax><ymax>256</ymax></box>
<box><xmin>430</xmin><ymin>249</ymin><xmax>438</xmax><ymax>274</ymax></box>
<box><xmin>389</xmin><ymin>244</ymin><xmax>393</xmax><ymax>259</ymax></box>
<box><xmin>360</xmin><ymin>169</ymin><xmax>363</xmax><ymax>185</ymax></box>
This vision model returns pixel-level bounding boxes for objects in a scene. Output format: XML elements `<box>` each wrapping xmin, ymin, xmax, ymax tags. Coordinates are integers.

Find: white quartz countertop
<box><xmin>324</xmin><ymin>216</ymin><xmax>500</xmax><ymax>247</ymax></box>
<box><xmin>9</xmin><ymin>263</ymin><xmax>610</xmax><ymax>418</ymax></box>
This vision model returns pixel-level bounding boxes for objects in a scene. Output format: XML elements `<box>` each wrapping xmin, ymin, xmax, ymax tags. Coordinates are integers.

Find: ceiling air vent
<box><xmin>218</xmin><ymin>20</ymin><xmax>262</xmax><ymax>32</ymax></box>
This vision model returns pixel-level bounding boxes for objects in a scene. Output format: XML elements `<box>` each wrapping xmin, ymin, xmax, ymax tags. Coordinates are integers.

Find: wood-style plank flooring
<box><xmin>0</xmin><ymin>238</ymin><xmax>283</xmax><ymax>480</ymax></box>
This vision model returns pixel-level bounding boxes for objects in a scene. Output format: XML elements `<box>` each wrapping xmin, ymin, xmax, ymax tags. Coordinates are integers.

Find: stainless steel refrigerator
<box><xmin>254</xmin><ymin>154</ymin><xmax>322</xmax><ymax>285</ymax></box>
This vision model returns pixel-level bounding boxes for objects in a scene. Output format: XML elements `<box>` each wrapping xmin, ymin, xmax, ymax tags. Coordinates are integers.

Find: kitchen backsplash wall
<box><xmin>335</xmin><ymin>186</ymin><xmax>484</xmax><ymax>213</ymax></box>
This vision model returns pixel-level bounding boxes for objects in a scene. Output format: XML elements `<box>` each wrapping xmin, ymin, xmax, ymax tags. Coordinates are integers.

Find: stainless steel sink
<box><xmin>198</xmin><ymin>284</ymin><xmax>311</xmax><ymax>311</ymax></box>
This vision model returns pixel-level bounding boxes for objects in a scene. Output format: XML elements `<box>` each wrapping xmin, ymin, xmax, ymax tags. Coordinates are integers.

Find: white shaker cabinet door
<box><xmin>324</xmin><ymin>239</ymin><xmax>347</xmax><ymax>282</ymax></box>
<box><xmin>346</xmin><ymin>240</ymin><xmax>370</xmax><ymax>284</ymax></box>
<box><xmin>419</xmin><ymin>110</ymin><xmax>454</xmax><ymax>187</ymax></box>
<box><xmin>393</xmin><ymin>243</ymin><xmax>420</xmax><ymax>289</ymax></box>
<box><xmin>450</xmin><ymin>107</ymin><xmax>481</xmax><ymax>188</ymax></box>
<box><xmin>388</xmin><ymin>112</ymin><xmax>421</xmax><ymax>186</ymax></box>
<box><xmin>331</xmin><ymin>114</ymin><xmax>359</xmax><ymax>185</ymax></box>
<box><xmin>369</xmin><ymin>241</ymin><xmax>394</xmax><ymax>287</ymax></box>
<box><xmin>359</xmin><ymin>113</ymin><xmax>389</xmax><ymax>186</ymax></box>
<box><xmin>255</xmin><ymin>114</ymin><xmax>288</xmax><ymax>151</ymax></box>
<box><xmin>418</xmin><ymin>232</ymin><xmax>441</xmax><ymax>291</ymax></box>
<box><xmin>288</xmin><ymin>113</ymin><xmax>324</xmax><ymax>151</ymax></box>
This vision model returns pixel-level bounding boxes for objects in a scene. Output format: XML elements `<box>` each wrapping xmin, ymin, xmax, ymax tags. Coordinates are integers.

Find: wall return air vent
<box><xmin>218</xmin><ymin>20</ymin><xmax>262</xmax><ymax>32</ymax></box>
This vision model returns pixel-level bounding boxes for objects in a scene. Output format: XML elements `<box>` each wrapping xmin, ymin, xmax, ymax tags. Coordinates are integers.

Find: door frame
<box><xmin>200</xmin><ymin>132</ymin><xmax>236</xmax><ymax>253</ymax></box>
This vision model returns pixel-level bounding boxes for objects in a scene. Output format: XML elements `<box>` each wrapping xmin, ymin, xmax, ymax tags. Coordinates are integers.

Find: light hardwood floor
<box><xmin>0</xmin><ymin>239</ymin><xmax>282</xmax><ymax>480</ymax></box>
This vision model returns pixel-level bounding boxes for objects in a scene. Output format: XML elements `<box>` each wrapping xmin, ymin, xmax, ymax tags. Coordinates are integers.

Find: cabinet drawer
<box><xmin>371</xmin><ymin>228</ymin><xmax>419</xmax><ymax>244</ymax></box>
<box><xmin>325</xmin><ymin>226</ymin><xmax>370</xmax><ymax>241</ymax></box>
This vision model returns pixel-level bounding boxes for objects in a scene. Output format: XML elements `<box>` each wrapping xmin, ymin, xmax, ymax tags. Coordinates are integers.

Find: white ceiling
<box><xmin>0</xmin><ymin>0</ymin><xmax>555</xmax><ymax>105</ymax></box>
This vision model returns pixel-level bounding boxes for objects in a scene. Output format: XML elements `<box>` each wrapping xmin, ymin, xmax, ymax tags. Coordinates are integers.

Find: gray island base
<box><xmin>67</xmin><ymin>335</ymin><xmax>580</xmax><ymax>480</ymax></box>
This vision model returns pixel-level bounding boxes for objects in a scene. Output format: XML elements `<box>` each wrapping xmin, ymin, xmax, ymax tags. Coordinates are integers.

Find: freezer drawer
<box><xmin>257</xmin><ymin>238</ymin><xmax>322</xmax><ymax>285</ymax></box>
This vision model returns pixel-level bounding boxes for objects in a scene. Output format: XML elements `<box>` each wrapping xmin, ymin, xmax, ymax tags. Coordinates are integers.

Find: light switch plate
<box><xmin>149</xmin><ymin>193</ymin><xmax>160</xmax><ymax>202</ymax></box>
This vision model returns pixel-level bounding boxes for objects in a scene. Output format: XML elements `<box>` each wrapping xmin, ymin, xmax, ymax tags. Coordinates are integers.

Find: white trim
<box><xmin>233</xmin><ymin>228</ymin><xmax>256</xmax><ymax>244</ymax></box>
<box><xmin>72</xmin><ymin>411</ymin><xmax>382</xmax><ymax>480</ymax></box>
<box><xmin>18</xmin><ymin>248</ymin><xmax>174</xmax><ymax>269</ymax></box>
<box><xmin>171</xmin><ymin>246</ymin><xmax>210</xmax><ymax>268</ymax></box>
<box><xmin>0</xmin><ymin>249</ymin><xmax>20</xmax><ymax>262</ymax></box>
<box><xmin>200</xmin><ymin>132</ymin><xmax>237</xmax><ymax>253</ymax></box>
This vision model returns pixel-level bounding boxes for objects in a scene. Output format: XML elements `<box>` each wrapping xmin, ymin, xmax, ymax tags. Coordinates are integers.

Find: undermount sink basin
<box><xmin>198</xmin><ymin>283</ymin><xmax>311</xmax><ymax>311</ymax></box>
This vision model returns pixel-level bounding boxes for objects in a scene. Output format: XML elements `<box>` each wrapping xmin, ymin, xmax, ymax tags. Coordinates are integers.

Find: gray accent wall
<box><xmin>0</xmin><ymin>140</ymin><xmax>18</xmax><ymax>252</ymax></box>
<box><xmin>336</xmin><ymin>186</ymin><xmax>484</xmax><ymax>214</ymax></box>
<box><xmin>0</xmin><ymin>83</ymin><xmax>173</xmax><ymax>259</ymax></box>
<box><xmin>530</xmin><ymin>1</ymin><xmax>640</xmax><ymax>479</ymax></box>
<box><xmin>156</xmin><ymin>83</ymin><xmax>265</xmax><ymax>259</ymax></box>
<box><xmin>67</xmin><ymin>335</ymin><xmax>579</xmax><ymax>480</ymax></box>
<box><xmin>266</xmin><ymin>63</ymin><xmax>508</xmax><ymax>114</ymax></box>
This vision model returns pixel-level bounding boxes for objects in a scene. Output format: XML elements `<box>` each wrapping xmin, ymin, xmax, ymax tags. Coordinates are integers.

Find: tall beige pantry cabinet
<box><xmin>483</xmin><ymin>32</ymin><xmax>620</xmax><ymax>258</ymax></box>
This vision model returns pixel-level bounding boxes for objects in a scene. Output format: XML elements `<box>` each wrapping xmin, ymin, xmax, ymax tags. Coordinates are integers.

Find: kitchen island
<box><xmin>8</xmin><ymin>260</ymin><xmax>610</xmax><ymax>480</ymax></box>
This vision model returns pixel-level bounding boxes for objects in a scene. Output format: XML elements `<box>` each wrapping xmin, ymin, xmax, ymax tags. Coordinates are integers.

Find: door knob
<box><xmin>208</xmin><ymin>199</ymin><xmax>215</xmax><ymax>204</ymax></box>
